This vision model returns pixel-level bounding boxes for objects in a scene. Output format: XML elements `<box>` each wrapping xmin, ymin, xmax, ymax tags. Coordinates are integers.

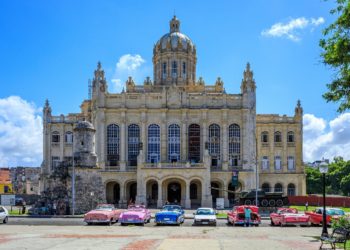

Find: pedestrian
<box><xmin>53</xmin><ymin>202</ymin><xmax>57</xmax><ymax>215</ymax></box>
<box><xmin>244</xmin><ymin>206</ymin><xmax>251</xmax><ymax>227</ymax></box>
<box><xmin>305</xmin><ymin>201</ymin><xmax>308</xmax><ymax>211</ymax></box>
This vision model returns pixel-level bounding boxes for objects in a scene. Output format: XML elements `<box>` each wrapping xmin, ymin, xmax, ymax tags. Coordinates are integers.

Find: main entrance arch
<box><xmin>125</xmin><ymin>181</ymin><xmax>137</xmax><ymax>203</ymax></box>
<box><xmin>106</xmin><ymin>181</ymin><xmax>120</xmax><ymax>205</ymax></box>
<box><xmin>167</xmin><ymin>182</ymin><xmax>181</xmax><ymax>204</ymax></box>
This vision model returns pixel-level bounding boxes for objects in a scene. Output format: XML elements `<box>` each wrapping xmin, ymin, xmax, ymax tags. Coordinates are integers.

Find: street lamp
<box><xmin>319</xmin><ymin>161</ymin><xmax>328</xmax><ymax>236</ymax></box>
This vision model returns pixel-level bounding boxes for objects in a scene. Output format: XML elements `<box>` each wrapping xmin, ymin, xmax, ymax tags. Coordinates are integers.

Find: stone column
<box><xmin>120</xmin><ymin>119</ymin><xmax>126</xmax><ymax>171</ymax></box>
<box><xmin>223</xmin><ymin>180</ymin><xmax>229</xmax><ymax>207</ymax></box>
<box><xmin>202</xmin><ymin>122</ymin><xmax>207</xmax><ymax>163</ymax></box>
<box><xmin>141</xmin><ymin>112</ymin><xmax>147</xmax><ymax>163</ymax></box>
<box><xmin>157</xmin><ymin>180</ymin><xmax>163</xmax><ymax>208</ymax></box>
<box><xmin>161</xmin><ymin>119</ymin><xmax>167</xmax><ymax>162</ymax></box>
<box><xmin>136</xmin><ymin>180</ymin><xmax>146</xmax><ymax>205</ymax></box>
<box><xmin>119</xmin><ymin>182</ymin><xmax>126</xmax><ymax>208</ymax></box>
<box><xmin>185</xmin><ymin>181</ymin><xmax>191</xmax><ymax>209</ymax></box>
<box><xmin>182</xmin><ymin>122</ymin><xmax>187</xmax><ymax>162</ymax></box>
<box><xmin>222</xmin><ymin>122</ymin><xmax>228</xmax><ymax>171</ymax></box>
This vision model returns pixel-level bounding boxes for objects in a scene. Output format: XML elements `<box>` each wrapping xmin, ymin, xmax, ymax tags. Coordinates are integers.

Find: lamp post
<box><xmin>319</xmin><ymin>161</ymin><xmax>328</xmax><ymax>237</ymax></box>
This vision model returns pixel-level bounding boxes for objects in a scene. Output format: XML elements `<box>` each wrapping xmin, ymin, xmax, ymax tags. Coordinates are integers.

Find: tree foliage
<box><xmin>320</xmin><ymin>0</ymin><xmax>350</xmax><ymax>112</ymax></box>
<box><xmin>306</xmin><ymin>157</ymin><xmax>350</xmax><ymax>195</ymax></box>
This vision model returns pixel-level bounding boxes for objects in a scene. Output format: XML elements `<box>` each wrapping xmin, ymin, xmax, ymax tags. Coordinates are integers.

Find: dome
<box><xmin>155</xmin><ymin>16</ymin><xmax>195</xmax><ymax>52</ymax></box>
<box><xmin>74</xmin><ymin>120</ymin><xmax>95</xmax><ymax>130</ymax></box>
<box><xmin>156</xmin><ymin>32</ymin><xmax>194</xmax><ymax>51</ymax></box>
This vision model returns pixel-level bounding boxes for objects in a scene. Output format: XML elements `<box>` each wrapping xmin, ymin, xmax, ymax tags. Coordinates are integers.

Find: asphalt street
<box><xmin>6</xmin><ymin>217</ymin><xmax>312</xmax><ymax>228</ymax></box>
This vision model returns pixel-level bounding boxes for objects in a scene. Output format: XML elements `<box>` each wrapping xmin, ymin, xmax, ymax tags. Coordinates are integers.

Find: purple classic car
<box><xmin>119</xmin><ymin>205</ymin><xmax>151</xmax><ymax>225</ymax></box>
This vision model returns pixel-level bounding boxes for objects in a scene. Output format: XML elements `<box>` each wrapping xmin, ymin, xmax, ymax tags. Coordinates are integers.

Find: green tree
<box><xmin>320</xmin><ymin>0</ymin><xmax>350</xmax><ymax>112</ymax></box>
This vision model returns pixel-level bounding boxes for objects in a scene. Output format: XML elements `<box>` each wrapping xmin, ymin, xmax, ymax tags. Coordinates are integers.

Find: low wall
<box><xmin>288</xmin><ymin>195</ymin><xmax>350</xmax><ymax>207</ymax></box>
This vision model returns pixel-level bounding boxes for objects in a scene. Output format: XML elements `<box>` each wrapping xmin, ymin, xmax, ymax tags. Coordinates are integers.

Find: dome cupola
<box><xmin>153</xmin><ymin>16</ymin><xmax>197</xmax><ymax>86</ymax></box>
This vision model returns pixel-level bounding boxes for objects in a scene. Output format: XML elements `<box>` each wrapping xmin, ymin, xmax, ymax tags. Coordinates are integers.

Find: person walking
<box><xmin>244</xmin><ymin>206</ymin><xmax>252</xmax><ymax>227</ymax></box>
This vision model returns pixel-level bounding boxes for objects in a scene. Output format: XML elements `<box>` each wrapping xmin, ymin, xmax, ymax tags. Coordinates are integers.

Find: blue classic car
<box><xmin>154</xmin><ymin>205</ymin><xmax>185</xmax><ymax>225</ymax></box>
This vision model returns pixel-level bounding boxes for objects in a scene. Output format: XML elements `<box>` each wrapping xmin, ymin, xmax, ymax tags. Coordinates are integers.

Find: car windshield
<box><xmin>95</xmin><ymin>205</ymin><xmax>114</xmax><ymax>211</ymax></box>
<box><xmin>163</xmin><ymin>205</ymin><xmax>181</xmax><ymax>211</ymax></box>
<box><xmin>327</xmin><ymin>209</ymin><xmax>345</xmax><ymax>216</ymax></box>
<box><xmin>129</xmin><ymin>207</ymin><xmax>144</xmax><ymax>211</ymax></box>
<box><xmin>196</xmin><ymin>209</ymin><xmax>214</xmax><ymax>215</ymax></box>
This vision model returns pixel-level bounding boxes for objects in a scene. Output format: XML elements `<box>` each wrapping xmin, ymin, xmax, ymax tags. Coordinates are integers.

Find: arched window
<box><xmin>171</xmin><ymin>61</ymin><xmax>177</xmax><ymax>78</ymax></box>
<box><xmin>107</xmin><ymin>124</ymin><xmax>120</xmax><ymax>166</ymax></box>
<box><xmin>274</xmin><ymin>131</ymin><xmax>282</xmax><ymax>143</ymax></box>
<box><xmin>229</xmin><ymin>124</ymin><xmax>240</xmax><ymax>166</ymax></box>
<box><xmin>287</xmin><ymin>183</ymin><xmax>296</xmax><ymax>196</ymax></box>
<box><xmin>274</xmin><ymin>183</ymin><xmax>283</xmax><ymax>193</ymax></box>
<box><xmin>168</xmin><ymin>124</ymin><xmax>180</xmax><ymax>162</ymax></box>
<box><xmin>188</xmin><ymin>124</ymin><xmax>201</xmax><ymax>163</ymax></box>
<box><xmin>128</xmin><ymin>124</ymin><xmax>140</xmax><ymax>167</ymax></box>
<box><xmin>274</xmin><ymin>156</ymin><xmax>282</xmax><ymax>170</ymax></box>
<box><xmin>208</xmin><ymin>124</ymin><xmax>220</xmax><ymax>156</ymax></box>
<box><xmin>52</xmin><ymin>131</ymin><xmax>60</xmax><ymax>143</ymax></box>
<box><xmin>65</xmin><ymin>131</ymin><xmax>73</xmax><ymax>144</ymax></box>
<box><xmin>182</xmin><ymin>62</ymin><xmax>186</xmax><ymax>77</ymax></box>
<box><xmin>262</xmin><ymin>183</ymin><xmax>270</xmax><ymax>192</ymax></box>
<box><xmin>148</xmin><ymin>124</ymin><xmax>160</xmax><ymax>163</ymax></box>
<box><xmin>287</xmin><ymin>131</ymin><xmax>295</xmax><ymax>143</ymax></box>
<box><xmin>162</xmin><ymin>62</ymin><xmax>167</xmax><ymax>79</ymax></box>
<box><xmin>261</xmin><ymin>131</ymin><xmax>269</xmax><ymax>143</ymax></box>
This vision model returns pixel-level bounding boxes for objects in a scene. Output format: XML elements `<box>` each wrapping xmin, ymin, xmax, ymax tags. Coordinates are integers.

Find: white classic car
<box><xmin>193</xmin><ymin>207</ymin><xmax>217</xmax><ymax>226</ymax></box>
<box><xmin>0</xmin><ymin>206</ymin><xmax>9</xmax><ymax>224</ymax></box>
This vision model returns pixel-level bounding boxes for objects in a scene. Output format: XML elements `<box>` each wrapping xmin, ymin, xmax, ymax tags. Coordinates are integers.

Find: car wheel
<box><xmin>121</xmin><ymin>223</ymin><xmax>125</xmax><ymax>226</ymax></box>
<box><xmin>108</xmin><ymin>219</ymin><xmax>112</xmax><ymax>226</ymax></box>
<box><xmin>3</xmin><ymin>217</ymin><xmax>8</xmax><ymax>224</ymax></box>
<box><xmin>87</xmin><ymin>222</ymin><xmax>92</xmax><ymax>226</ymax></box>
<box><xmin>270</xmin><ymin>219</ymin><xmax>275</xmax><ymax>226</ymax></box>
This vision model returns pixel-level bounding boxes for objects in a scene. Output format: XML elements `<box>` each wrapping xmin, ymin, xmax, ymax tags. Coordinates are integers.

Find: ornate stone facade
<box><xmin>41</xmin><ymin>16</ymin><xmax>306</xmax><ymax>210</ymax></box>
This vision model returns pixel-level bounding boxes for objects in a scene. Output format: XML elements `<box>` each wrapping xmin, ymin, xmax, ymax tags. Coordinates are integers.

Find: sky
<box><xmin>1</xmin><ymin>0</ymin><xmax>350</xmax><ymax>167</ymax></box>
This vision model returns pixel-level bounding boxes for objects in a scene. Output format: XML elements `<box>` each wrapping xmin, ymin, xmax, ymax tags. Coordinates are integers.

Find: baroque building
<box><xmin>41</xmin><ymin>16</ymin><xmax>305</xmax><ymax>212</ymax></box>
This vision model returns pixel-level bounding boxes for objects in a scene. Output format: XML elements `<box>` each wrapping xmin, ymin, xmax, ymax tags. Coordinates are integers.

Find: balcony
<box><xmin>104</xmin><ymin>166</ymin><xmax>120</xmax><ymax>171</ymax></box>
<box><xmin>287</xmin><ymin>142</ymin><xmax>295</xmax><ymax>147</ymax></box>
<box><xmin>143</xmin><ymin>162</ymin><xmax>204</xmax><ymax>169</ymax></box>
<box><xmin>274</xmin><ymin>142</ymin><xmax>283</xmax><ymax>147</ymax></box>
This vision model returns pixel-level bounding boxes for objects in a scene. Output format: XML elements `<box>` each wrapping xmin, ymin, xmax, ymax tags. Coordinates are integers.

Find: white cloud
<box><xmin>111</xmin><ymin>54</ymin><xmax>149</xmax><ymax>93</ymax></box>
<box><xmin>0</xmin><ymin>96</ymin><xmax>42</xmax><ymax>167</ymax></box>
<box><xmin>261</xmin><ymin>17</ymin><xmax>325</xmax><ymax>41</ymax></box>
<box><xmin>303</xmin><ymin>113</ymin><xmax>350</xmax><ymax>162</ymax></box>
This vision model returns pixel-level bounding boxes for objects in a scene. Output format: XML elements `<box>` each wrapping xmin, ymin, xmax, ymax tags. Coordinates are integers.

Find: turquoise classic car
<box><xmin>155</xmin><ymin>205</ymin><xmax>185</xmax><ymax>225</ymax></box>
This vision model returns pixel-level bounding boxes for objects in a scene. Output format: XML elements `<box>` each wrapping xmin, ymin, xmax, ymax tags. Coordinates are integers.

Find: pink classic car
<box><xmin>270</xmin><ymin>208</ymin><xmax>310</xmax><ymax>227</ymax></box>
<box><xmin>84</xmin><ymin>204</ymin><xmax>122</xmax><ymax>225</ymax></box>
<box><xmin>119</xmin><ymin>205</ymin><xmax>151</xmax><ymax>226</ymax></box>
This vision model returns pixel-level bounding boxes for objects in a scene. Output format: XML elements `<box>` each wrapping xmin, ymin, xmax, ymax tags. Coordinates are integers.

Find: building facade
<box><xmin>41</xmin><ymin>16</ymin><xmax>306</xmax><ymax>210</ymax></box>
<box><xmin>0</xmin><ymin>168</ymin><xmax>13</xmax><ymax>194</ymax></box>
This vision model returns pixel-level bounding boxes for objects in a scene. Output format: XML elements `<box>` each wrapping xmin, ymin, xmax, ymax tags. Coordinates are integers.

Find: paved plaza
<box><xmin>0</xmin><ymin>219</ymin><xmax>322</xmax><ymax>250</ymax></box>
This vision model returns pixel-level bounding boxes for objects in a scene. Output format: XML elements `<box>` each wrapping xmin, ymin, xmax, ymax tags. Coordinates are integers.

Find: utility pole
<box><xmin>72</xmin><ymin>126</ymin><xmax>75</xmax><ymax>215</ymax></box>
<box><xmin>255</xmin><ymin>135</ymin><xmax>258</xmax><ymax>206</ymax></box>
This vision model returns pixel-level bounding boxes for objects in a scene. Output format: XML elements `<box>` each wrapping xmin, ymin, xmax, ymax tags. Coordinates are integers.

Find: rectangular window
<box><xmin>162</xmin><ymin>62</ymin><xmax>167</xmax><ymax>79</ymax></box>
<box><xmin>182</xmin><ymin>62</ymin><xmax>186</xmax><ymax>78</ymax></box>
<box><xmin>261</xmin><ymin>156</ymin><xmax>269</xmax><ymax>170</ymax></box>
<box><xmin>51</xmin><ymin>156</ymin><xmax>60</xmax><ymax>169</ymax></box>
<box><xmin>287</xmin><ymin>156</ymin><xmax>295</xmax><ymax>170</ymax></box>
<box><xmin>274</xmin><ymin>156</ymin><xmax>281</xmax><ymax>170</ymax></box>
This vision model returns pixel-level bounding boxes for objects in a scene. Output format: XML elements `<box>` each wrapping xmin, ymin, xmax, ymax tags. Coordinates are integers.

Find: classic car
<box><xmin>154</xmin><ymin>205</ymin><xmax>185</xmax><ymax>225</ymax></box>
<box><xmin>84</xmin><ymin>204</ymin><xmax>121</xmax><ymax>225</ymax></box>
<box><xmin>193</xmin><ymin>207</ymin><xmax>217</xmax><ymax>226</ymax></box>
<box><xmin>305</xmin><ymin>207</ymin><xmax>345</xmax><ymax>226</ymax></box>
<box><xmin>119</xmin><ymin>205</ymin><xmax>151</xmax><ymax>226</ymax></box>
<box><xmin>227</xmin><ymin>205</ymin><xmax>261</xmax><ymax>226</ymax></box>
<box><xmin>270</xmin><ymin>208</ymin><xmax>310</xmax><ymax>226</ymax></box>
<box><xmin>0</xmin><ymin>206</ymin><xmax>9</xmax><ymax>224</ymax></box>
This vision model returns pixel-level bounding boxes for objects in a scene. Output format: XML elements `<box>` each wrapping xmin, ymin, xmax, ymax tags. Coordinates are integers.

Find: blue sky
<box><xmin>1</xmin><ymin>0</ymin><xmax>350</xmax><ymax>167</ymax></box>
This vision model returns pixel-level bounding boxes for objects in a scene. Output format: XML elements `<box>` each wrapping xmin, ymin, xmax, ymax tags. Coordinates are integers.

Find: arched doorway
<box><xmin>146</xmin><ymin>180</ymin><xmax>158</xmax><ymax>208</ymax></box>
<box><xmin>210</xmin><ymin>182</ymin><xmax>220</xmax><ymax>205</ymax></box>
<box><xmin>228</xmin><ymin>181</ymin><xmax>242</xmax><ymax>206</ymax></box>
<box><xmin>287</xmin><ymin>183</ymin><xmax>296</xmax><ymax>196</ymax></box>
<box><xmin>106</xmin><ymin>182</ymin><xmax>120</xmax><ymax>205</ymax></box>
<box><xmin>167</xmin><ymin>182</ymin><xmax>181</xmax><ymax>204</ymax></box>
<box><xmin>262</xmin><ymin>183</ymin><xmax>271</xmax><ymax>192</ymax></box>
<box><xmin>190</xmin><ymin>180</ymin><xmax>202</xmax><ymax>208</ymax></box>
<box><xmin>126</xmin><ymin>181</ymin><xmax>137</xmax><ymax>203</ymax></box>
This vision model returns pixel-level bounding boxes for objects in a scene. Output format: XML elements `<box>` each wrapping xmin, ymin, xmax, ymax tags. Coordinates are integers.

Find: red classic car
<box><xmin>305</xmin><ymin>207</ymin><xmax>345</xmax><ymax>226</ymax></box>
<box><xmin>84</xmin><ymin>204</ymin><xmax>122</xmax><ymax>225</ymax></box>
<box><xmin>270</xmin><ymin>208</ymin><xmax>310</xmax><ymax>227</ymax></box>
<box><xmin>227</xmin><ymin>205</ymin><xmax>261</xmax><ymax>226</ymax></box>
